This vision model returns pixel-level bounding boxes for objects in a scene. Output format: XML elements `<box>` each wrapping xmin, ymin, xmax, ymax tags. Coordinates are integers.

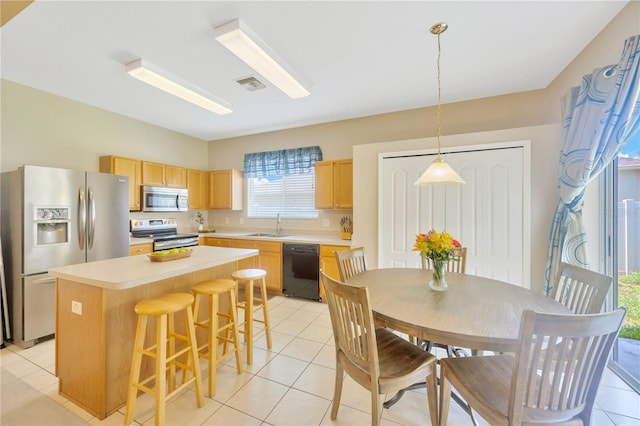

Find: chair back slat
<box><xmin>513</xmin><ymin>308</ymin><xmax>626</xmax><ymax>424</ymax></box>
<box><xmin>551</xmin><ymin>263</ymin><xmax>612</xmax><ymax>314</ymax></box>
<box><xmin>335</xmin><ymin>247</ymin><xmax>368</xmax><ymax>281</ymax></box>
<box><xmin>321</xmin><ymin>270</ymin><xmax>378</xmax><ymax>375</ymax></box>
<box><xmin>421</xmin><ymin>247</ymin><xmax>467</xmax><ymax>274</ymax></box>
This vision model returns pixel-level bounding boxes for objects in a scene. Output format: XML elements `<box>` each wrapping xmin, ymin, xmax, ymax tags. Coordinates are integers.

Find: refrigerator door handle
<box><xmin>88</xmin><ymin>186</ymin><xmax>95</xmax><ymax>249</ymax></box>
<box><xmin>31</xmin><ymin>277</ymin><xmax>56</xmax><ymax>285</ymax></box>
<box><xmin>78</xmin><ymin>186</ymin><xmax>86</xmax><ymax>250</ymax></box>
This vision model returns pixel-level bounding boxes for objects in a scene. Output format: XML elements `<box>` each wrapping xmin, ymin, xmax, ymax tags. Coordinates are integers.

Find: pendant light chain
<box><xmin>435</xmin><ymin>30</ymin><xmax>443</xmax><ymax>159</ymax></box>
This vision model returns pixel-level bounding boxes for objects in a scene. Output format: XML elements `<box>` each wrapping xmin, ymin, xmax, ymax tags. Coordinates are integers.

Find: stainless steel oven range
<box><xmin>130</xmin><ymin>218</ymin><xmax>199</xmax><ymax>251</ymax></box>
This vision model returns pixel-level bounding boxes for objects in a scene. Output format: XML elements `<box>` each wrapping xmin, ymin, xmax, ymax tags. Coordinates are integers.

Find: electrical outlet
<box><xmin>239</xmin><ymin>217</ymin><xmax>244</xmax><ymax>224</ymax></box>
<box><xmin>224</xmin><ymin>217</ymin><xmax>230</xmax><ymax>224</ymax></box>
<box><xmin>322</xmin><ymin>219</ymin><xmax>330</xmax><ymax>227</ymax></box>
<box><xmin>71</xmin><ymin>300</ymin><xmax>82</xmax><ymax>315</ymax></box>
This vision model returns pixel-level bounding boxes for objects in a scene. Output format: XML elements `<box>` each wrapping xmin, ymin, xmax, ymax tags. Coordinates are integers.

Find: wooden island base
<box><xmin>52</xmin><ymin>246</ymin><xmax>257</xmax><ymax>419</ymax></box>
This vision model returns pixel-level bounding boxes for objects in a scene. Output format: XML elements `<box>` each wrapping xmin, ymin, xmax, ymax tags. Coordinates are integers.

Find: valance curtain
<box><xmin>545</xmin><ymin>35</ymin><xmax>640</xmax><ymax>294</ymax></box>
<box><xmin>243</xmin><ymin>146</ymin><xmax>322</xmax><ymax>179</ymax></box>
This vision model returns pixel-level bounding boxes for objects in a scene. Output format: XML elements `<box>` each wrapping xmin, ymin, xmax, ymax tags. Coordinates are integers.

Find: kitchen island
<box><xmin>49</xmin><ymin>245</ymin><xmax>258</xmax><ymax>419</ymax></box>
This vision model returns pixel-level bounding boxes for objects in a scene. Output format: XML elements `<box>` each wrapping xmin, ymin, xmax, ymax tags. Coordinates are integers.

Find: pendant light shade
<box><xmin>414</xmin><ymin>22</ymin><xmax>465</xmax><ymax>186</ymax></box>
<box><xmin>414</xmin><ymin>157</ymin><xmax>466</xmax><ymax>185</ymax></box>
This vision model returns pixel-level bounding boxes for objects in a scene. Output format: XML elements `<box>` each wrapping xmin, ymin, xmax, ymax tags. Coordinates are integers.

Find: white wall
<box><xmin>353</xmin><ymin>124</ymin><xmax>561</xmax><ymax>293</ymax></box>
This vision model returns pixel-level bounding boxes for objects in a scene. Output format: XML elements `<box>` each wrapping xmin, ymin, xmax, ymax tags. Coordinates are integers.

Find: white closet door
<box><xmin>380</xmin><ymin>146</ymin><xmax>526</xmax><ymax>287</ymax></box>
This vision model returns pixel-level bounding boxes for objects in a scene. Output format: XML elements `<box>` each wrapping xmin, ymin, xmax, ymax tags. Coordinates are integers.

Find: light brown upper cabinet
<box><xmin>142</xmin><ymin>161</ymin><xmax>186</xmax><ymax>188</ymax></box>
<box><xmin>99</xmin><ymin>155</ymin><xmax>141</xmax><ymax>211</ymax></box>
<box><xmin>186</xmin><ymin>168</ymin><xmax>206</xmax><ymax>210</ymax></box>
<box><xmin>208</xmin><ymin>169</ymin><xmax>243</xmax><ymax>210</ymax></box>
<box><xmin>315</xmin><ymin>159</ymin><xmax>353</xmax><ymax>209</ymax></box>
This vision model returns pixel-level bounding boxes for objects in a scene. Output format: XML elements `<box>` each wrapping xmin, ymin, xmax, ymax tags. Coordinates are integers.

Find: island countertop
<box><xmin>49</xmin><ymin>245</ymin><xmax>258</xmax><ymax>290</ymax></box>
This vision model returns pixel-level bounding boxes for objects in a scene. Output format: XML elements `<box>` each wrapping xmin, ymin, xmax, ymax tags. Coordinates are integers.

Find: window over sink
<box><xmin>244</xmin><ymin>146</ymin><xmax>321</xmax><ymax>219</ymax></box>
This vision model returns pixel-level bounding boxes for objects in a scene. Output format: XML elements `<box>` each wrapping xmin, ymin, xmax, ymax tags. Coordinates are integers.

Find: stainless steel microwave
<box><xmin>141</xmin><ymin>186</ymin><xmax>188</xmax><ymax>212</ymax></box>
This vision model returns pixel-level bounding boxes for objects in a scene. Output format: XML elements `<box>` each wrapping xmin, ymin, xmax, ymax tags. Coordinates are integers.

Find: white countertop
<box><xmin>197</xmin><ymin>231</ymin><xmax>351</xmax><ymax>246</ymax></box>
<box><xmin>49</xmin><ymin>246</ymin><xmax>258</xmax><ymax>290</ymax></box>
<box><xmin>129</xmin><ymin>233</ymin><xmax>352</xmax><ymax>246</ymax></box>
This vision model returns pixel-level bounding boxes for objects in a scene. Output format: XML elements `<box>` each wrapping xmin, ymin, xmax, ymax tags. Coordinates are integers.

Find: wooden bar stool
<box><xmin>231</xmin><ymin>268</ymin><xmax>272</xmax><ymax>365</ymax></box>
<box><xmin>125</xmin><ymin>293</ymin><xmax>203</xmax><ymax>426</ymax></box>
<box><xmin>192</xmin><ymin>279</ymin><xmax>243</xmax><ymax>397</ymax></box>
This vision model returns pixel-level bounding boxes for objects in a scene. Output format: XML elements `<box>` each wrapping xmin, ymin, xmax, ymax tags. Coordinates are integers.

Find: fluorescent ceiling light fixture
<box><xmin>214</xmin><ymin>18</ymin><xmax>310</xmax><ymax>99</ymax></box>
<box><xmin>125</xmin><ymin>59</ymin><xmax>232</xmax><ymax>115</ymax></box>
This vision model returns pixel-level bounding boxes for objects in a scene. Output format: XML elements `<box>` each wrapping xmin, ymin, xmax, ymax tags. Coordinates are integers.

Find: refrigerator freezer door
<box><xmin>23</xmin><ymin>273</ymin><xmax>55</xmax><ymax>342</ymax></box>
<box><xmin>23</xmin><ymin>165</ymin><xmax>86</xmax><ymax>274</ymax></box>
<box><xmin>86</xmin><ymin>172</ymin><xmax>129</xmax><ymax>262</ymax></box>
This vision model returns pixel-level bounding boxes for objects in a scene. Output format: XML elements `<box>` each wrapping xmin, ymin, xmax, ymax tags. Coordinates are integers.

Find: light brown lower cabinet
<box><xmin>203</xmin><ymin>238</ymin><xmax>349</xmax><ymax>301</ymax></box>
<box><xmin>128</xmin><ymin>243</ymin><xmax>153</xmax><ymax>256</ymax></box>
<box><xmin>231</xmin><ymin>239</ymin><xmax>282</xmax><ymax>292</ymax></box>
<box><xmin>319</xmin><ymin>244</ymin><xmax>350</xmax><ymax>301</ymax></box>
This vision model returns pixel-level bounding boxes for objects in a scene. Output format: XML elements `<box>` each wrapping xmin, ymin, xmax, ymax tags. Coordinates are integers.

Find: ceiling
<box><xmin>0</xmin><ymin>1</ymin><xmax>629</xmax><ymax>141</ymax></box>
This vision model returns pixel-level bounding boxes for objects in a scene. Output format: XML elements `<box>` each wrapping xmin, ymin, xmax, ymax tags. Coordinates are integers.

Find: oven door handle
<box><xmin>154</xmin><ymin>238</ymin><xmax>198</xmax><ymax>250</ymax></box>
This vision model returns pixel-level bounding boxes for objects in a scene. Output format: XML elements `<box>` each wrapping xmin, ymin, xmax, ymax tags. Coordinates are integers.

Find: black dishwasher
<box><xmin>282</xmin><ymin>243</ymin><xmax>321</xmax><ymax>302</ymax></box>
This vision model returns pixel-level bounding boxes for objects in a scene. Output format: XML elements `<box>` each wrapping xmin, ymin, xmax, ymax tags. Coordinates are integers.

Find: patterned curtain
<box><xmin>243</xmin><ymin>146</ymin><xmax>322</xmax><ymax>178</ymax></box>
<box><xmin>545</xmin><ymin>35</ymin><xmax>640</xmax><ymax>294</ymax></box>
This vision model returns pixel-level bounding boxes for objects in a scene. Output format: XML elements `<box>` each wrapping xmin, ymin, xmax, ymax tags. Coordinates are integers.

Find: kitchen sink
<box><xmin>245</xmin><ymin>233</ymin><xmax>289</xmax><ymax>238</ymax></box>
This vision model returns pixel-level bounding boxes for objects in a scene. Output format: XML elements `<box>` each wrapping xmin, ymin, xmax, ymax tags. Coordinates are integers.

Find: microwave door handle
<box><xmin>78</xmin><ymin>186</ymin><xmax>86</xmax><ymax>250</ymax></box>
<box><xmin>176</xmin><ymin>195</ymin><xmax>180</xmax><ymax>210</ymax></box>
<box><xmin>88</xmin><ymin>186</ymin><xmax>95</xmax><ymax>249</ymax></box>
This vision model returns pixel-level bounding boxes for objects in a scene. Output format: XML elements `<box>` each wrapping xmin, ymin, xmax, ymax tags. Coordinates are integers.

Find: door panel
<box><xmin>380</xmin><ymin>146</ymin><xmax>526</xmax><ymax>287</ymax></box>
<box><xmin>23</xmin><ymin>166</ymin><xmax>86</xmax><ymax>273</ymax></box>
<box><xmin>23</xmin><ymin>273</ymin><xmax>55</xmax><ymax>341</ymax></box>
<box><xmin>86</xmin><ymin>172</ymin><xmax>129</xmax><ymax>262</ymax></box>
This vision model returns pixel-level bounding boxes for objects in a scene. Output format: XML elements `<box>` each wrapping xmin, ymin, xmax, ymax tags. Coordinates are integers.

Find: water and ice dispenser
<box><xmin>34</xmin><ymin>207</ymin><xmax>70</xmax><ymax>246</ymax></box>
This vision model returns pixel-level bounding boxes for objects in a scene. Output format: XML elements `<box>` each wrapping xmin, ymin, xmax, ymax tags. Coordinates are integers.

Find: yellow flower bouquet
<box><xmin>413</xmin><ymin>229</ymin><xmax>462</xmax><ymax>291</ymax></box>
<box><xmin>413</xmin><ymin>230</ymin><xmax>462</xmax><ymax>262</ymax></box>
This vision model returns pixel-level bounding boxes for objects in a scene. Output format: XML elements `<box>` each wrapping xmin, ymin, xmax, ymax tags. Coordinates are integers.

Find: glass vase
<box><xmin>429</xmin><ymin>259</ymin><xmax>448</xmax><ymax>291</ymax></box>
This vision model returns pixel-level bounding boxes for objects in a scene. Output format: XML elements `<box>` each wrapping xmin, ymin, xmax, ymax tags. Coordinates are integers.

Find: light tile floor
<box><xmin>1</xmin><ymin>295</ymin><xmax>639</xmax><ymax>425</ymax></box>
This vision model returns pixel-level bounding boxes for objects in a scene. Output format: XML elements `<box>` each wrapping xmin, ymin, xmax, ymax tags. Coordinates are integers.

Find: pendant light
<box><xmin>414</xmin><ymin>22</ymin><xmax>465</xmax><ymax>185</ymax></box>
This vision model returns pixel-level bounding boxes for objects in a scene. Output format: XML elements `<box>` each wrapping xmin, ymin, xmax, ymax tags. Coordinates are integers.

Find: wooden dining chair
<box><xmin>335</xmin><ymin>246</ymin><xmax>368</xmax><ymax>281</ymax></box>
<box><xmin>320</xmin><ymin>270</ymin><xmax>438</xmax><ymax>426</ymax></box>
<box><xmin>551</xmin><ymin>262</ymin><xmax>612</xmax><ymax>314</ymax></box>
<box><xmin>421</xmin><ymin>247</ymin><xmax>467</xmax><ymax>273</ymax></box>
<box><xmin>438</xmin><ymin>307</ymin><xmax>626</xmax><ymax>426</ymax></box>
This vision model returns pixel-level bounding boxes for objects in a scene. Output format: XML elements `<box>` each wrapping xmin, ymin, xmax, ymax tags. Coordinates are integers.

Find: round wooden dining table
<box><xmin>347</xmin><ymin>268</ymin><xmax>570</xmax><ymax>353</ymax></box>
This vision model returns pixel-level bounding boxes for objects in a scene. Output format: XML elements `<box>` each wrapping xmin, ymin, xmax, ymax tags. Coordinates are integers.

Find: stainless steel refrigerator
<box><xmin>0</xmin><ymin>165</ymin><xmax>129</xmax><ymax>348</ymax></box>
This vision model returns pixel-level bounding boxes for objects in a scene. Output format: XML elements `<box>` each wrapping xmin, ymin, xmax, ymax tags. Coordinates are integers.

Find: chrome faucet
<box><xmin>276</xmin><ymin>212</ymin><xmax>282</xmax><ymax>236</ymax></box>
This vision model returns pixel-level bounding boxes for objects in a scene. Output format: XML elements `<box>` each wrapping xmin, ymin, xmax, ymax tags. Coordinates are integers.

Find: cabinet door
<box><xmin>334</xmin><ymin>159</ymin><xmax>353</xmax><ymax>209</ymax></box>
<box><xmin>100</xmin><ymin>156</ymin><xmax>141</xmax><ymax>211</ymax></box>
<box><xmin>187</xmin><ymin>169</ymin><xmax>206</xmax><ymax>210</ymax></box>
<box><xmin>208</xmin><ymin>170</ymin><xmax>230</xmax><ymax>209</ymax></box>
<box><xmin>259</xmin><ymin>251</ymin><xmax>283</xmax><ymax>292</ymax></box>
<box><xmin>314</xmin><ymin>160</ymin><xmax>334</xmax><ymax>209</ymax></box>
<box><xmin>319</xmin><ymin>244</ymin><xmax>350</xmax><ymax>300</ymax></box>
<box><xmin>165</xmin><ymin>165</ymin><xmax>186</xmax><ymax>188</ymax></box>
<box><xmin>208</xmin><ymin>169</ymin><xmax>243</xmax><ymax>210</ymax></box>
<box><xmin>141</xmin><ymin>161</ymin><xmax>165</xmax><ymax>186</ymax></box>
<box><xmin>231</xmin><ymin>239</ymin><xmax>282</xmax><ymax>292</ymax></box>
